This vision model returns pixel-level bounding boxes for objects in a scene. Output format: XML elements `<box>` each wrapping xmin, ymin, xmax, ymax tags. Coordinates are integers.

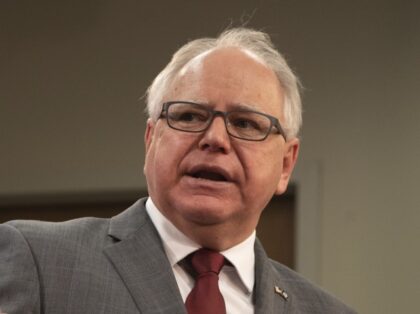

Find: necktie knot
<box><xmin>190</xmin><ymin>248</ymin><xmax>225</xmax><ymax>275</ymax></box>
<box><xmin>185</xmin><ymin>248</ymin><xmax>226</xmax><ymax>314</ymax></box>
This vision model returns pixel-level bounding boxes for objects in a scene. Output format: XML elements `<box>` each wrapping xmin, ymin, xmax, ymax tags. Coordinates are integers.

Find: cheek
<box><xmin>242</xmin><ymin>145</ymin><xmax>283</xmax><ymax>193</ymax></box>
<box><xmin>149</xmin><ymin>138</ymin><xmax>172</xmax><ymax>172</ymax></box>
<box><xmin>146</xmin><ymin>130</ymin><xmax>193</xmax><ymax>178</ymax></box>
<box><xmin>145</xmin><ymin>131</ymin><xmax>172</xmax><ymax>182</ymax></box>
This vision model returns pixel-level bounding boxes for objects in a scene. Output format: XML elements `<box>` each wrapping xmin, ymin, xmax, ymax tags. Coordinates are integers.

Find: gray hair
<box><xmin>146</xmin><ymin>27</ymin><xmax>302</xmax><ymax>139</ymax></box>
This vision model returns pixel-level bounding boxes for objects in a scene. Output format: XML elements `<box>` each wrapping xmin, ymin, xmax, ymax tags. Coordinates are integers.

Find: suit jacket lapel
<box><xmin>103</xmin><ymin>198</ymin><xmax>186</xmax><ymax>314</ymax></box>
<box><xmin>103</xmin><ymin>198</ymin><xmax>289</xmax><ymax>313</ymax></box>
<box><xmin>254</xmin><ymin>239</ymin><xmax>288</xmax><ymax>314</ymax></box>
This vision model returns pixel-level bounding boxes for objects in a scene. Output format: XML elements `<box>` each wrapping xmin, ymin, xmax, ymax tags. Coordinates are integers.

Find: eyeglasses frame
<box><xmin>159</xmin><ymin>101</ymin><xmax>286</xmax><ymax>141</ymax></box>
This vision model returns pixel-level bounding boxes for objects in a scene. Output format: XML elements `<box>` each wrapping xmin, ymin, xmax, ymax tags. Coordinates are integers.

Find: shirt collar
<box><xmin>145</xmin><ymin>197</ymin><xmax>255</xmax><ymax>294</ymax></box>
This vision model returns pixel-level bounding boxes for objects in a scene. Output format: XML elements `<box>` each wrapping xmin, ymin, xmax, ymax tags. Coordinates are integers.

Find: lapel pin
<box><xmin>274</xmin><ymin>285</ymin><xmax>289</xmax><ymax>300</ymax></box>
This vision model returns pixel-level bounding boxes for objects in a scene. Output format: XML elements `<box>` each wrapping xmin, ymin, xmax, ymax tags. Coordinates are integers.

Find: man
<box><xmin>0</xmin><ymin>28</ymin><xmax>356</xmax><ymax>313</ymax></box>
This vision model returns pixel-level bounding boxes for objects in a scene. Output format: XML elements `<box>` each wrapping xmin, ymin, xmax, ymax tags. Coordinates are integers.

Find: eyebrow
<box><xmin>230</xmin><ymin>103</ymin><xmax>259</xmax><ymax>111</ymax></box>
<box><xmin>186</xmin><ymin>99</ymin><xmax>260</xmax><ymax>112</ymax></box>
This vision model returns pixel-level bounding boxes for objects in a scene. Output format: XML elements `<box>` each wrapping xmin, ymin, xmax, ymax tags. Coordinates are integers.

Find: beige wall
<box><xmin>1</xmin><ymin>1</ymin><xmax>419</xmax><ymax>313</ymax></box>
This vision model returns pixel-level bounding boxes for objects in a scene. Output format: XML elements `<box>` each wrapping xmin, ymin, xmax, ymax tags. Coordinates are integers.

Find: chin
<box><xmin>175</xmin><ymin>197</ymin><xmax>236</xmax><ymax>226</ymax></box>
<box><xmin>185</xmin><ymin>210</ymin><xmax>227</xmax><ymax>226</ymax></box>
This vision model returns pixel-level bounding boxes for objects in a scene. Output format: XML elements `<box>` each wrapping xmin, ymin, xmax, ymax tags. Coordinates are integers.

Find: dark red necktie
<box><xmin>185</xmin><ymin>248</ymin><xmax>226</xmax><ymax>314</ymax></box>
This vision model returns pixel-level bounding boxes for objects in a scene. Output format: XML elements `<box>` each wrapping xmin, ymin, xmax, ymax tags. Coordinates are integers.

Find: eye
<box><xmin>176</xmin><ymin>112</ymin><xmax>194</xmax><ymax>121</ymax></box>
<box><xmin>231</xmin><ymin>117</ymin><xmax>261</xmax><ymax>130</ymax></box>
<box><xmin>168</xmin><ymin>103</ymin><xmax>210</xmax><ymax>126</ymax></box>
<box><xmin>171</xmin><ymin>111</ymin><xmax>207</xmax><ymax>122</ymax></box>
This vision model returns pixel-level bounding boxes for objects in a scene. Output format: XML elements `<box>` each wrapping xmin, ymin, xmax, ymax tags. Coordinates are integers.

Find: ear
<box><xmin>275</xmin><ymin>138</ymin><xmax>300</xmax><ymax>195</ymax></box>
<box><xmin>144</xmin><ymin>118</ymin><xmax>155</xmax><ymax>153</ymax></box>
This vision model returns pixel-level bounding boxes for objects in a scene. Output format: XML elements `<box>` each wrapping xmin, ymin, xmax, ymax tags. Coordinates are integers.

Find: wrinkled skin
<box><xmin>144</xmin><ymin>47</ymin><xmax>299</xmax><ymax>250</ymax></box>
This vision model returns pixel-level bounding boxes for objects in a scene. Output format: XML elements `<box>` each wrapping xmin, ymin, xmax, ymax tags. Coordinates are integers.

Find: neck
<box><xmin>146</xmin><ymin>196</ymin><xmax>258</xmax><ymax>251</ymax></box>
<box><xmin>175</xmin><ymin>220</ymin><xmax>255</xmax><ymax>251</ymax></box>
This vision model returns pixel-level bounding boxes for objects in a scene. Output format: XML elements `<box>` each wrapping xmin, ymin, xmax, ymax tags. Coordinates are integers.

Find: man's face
<box><xmin>144</xmin><ymin>48</ymin><xmax>299</xmax><ymax>248</ymax></box>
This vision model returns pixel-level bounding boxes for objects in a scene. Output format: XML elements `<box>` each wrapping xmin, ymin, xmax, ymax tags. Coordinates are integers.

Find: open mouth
<box><xmin>190</xmin><ymin>170</ymin><xmax>228</xmax><ymax>182</ymax></box>
<box><xmin>186</xmin><ymin>165</ymin><xmax>232</xmax><ymax>183</ymax></box>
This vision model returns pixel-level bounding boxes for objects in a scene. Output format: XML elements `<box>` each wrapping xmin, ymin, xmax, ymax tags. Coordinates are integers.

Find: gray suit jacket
<box><xmin>0</xmin><ymin>198</ymin><xmax>356</xmax><ymax>314</ymax></box>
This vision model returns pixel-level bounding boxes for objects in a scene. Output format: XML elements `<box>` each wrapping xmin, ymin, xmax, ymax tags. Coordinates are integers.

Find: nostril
<box><xmin>199</xmin><ymin>141</ymin><xmax>228</xmax><ymax>153</ymax></box>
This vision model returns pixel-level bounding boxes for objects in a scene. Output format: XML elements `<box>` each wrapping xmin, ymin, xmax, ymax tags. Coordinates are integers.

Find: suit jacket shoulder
<box><xmin>0</xmin><ymin>215</ymin><xmax>136</xmax><ymax>313</ymax></box>
<box><xmin>0</xmin><ymin>222</ymin><xmax>41</xmax><ymax>313</ymax></box>
<box><xmin>271</xmin><ymin>259</ymin><xmax>356</xmax><ymax>313</ymax></box>
<box><xmin>0</xmin><ymin>198</ymin><xmax>185</xmax><ymax>314</ymax></box>
<box><xmin>253</xmin><ymin>239</ymin><xmax>357</xmax><ymax>314</ymax></box>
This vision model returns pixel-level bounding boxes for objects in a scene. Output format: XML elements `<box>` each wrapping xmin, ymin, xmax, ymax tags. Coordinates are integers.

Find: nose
<box><xmin>198</xmin><ymin>115</ymin><xmax>231</xmax><ymax>153</ymax></box>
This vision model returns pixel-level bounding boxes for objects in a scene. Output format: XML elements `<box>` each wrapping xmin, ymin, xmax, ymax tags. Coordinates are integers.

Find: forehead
<box><xmin>166</xmin><ymin>47</ymin><xmax>284</xmax><ymax>117</ymax></box>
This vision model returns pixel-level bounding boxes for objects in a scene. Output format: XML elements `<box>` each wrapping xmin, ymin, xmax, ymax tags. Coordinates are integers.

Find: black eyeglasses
<box><xmin>159</xmin><ymin>101</ymin><xmax>285</xmax><ymax>141</ymax></box>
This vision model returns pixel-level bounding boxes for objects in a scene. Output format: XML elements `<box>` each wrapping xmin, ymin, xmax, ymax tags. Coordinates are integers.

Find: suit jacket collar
<box><xmin>107</xmin><ymin>198</ymin><xmax>150</xmax><ymax>241</ymax></box>
<box><xmin>104</xmin><ymin>198</ymin><xmax>187</xmax><ymax>314</ymax></box>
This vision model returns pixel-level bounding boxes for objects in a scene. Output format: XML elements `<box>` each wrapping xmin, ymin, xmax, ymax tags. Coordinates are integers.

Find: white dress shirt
<box><xmin>145</xmin><ymin>198</ymin><xmax>255</xmax><ymax>314</ymax></box>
